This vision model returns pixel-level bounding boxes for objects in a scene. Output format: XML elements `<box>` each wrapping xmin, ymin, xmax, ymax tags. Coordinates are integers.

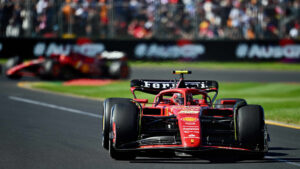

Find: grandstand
<box><xmin>0</xmin><ymin>0</ymin><xmax>299</xmax><ymax>39</ymax></box>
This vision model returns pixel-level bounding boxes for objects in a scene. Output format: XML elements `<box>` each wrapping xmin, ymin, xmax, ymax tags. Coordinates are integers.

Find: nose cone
<box><xmin>177</xmin><ymin>112</ymin><xmax>201</xmax><ymax>147</ymax></box>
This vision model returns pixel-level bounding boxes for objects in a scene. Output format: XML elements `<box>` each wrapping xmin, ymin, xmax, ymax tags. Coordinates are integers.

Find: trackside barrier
<box><xmin>0</xmin><ymin>38</ymin><xmax>300</xmax><ymax>62</ymax></box>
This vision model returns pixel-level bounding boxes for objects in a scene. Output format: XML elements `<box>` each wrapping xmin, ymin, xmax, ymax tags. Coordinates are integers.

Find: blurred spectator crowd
<box><xmin>0</xmin><ymin>0</ymin><xmax>300</xmax><ymax>39</ymax></box>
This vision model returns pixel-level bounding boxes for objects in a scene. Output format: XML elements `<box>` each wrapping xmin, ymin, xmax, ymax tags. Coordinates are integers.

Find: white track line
<box><xmin>265</xmin><ymin>156</ymin><xmax>300</xmax><ymax>167</ymax></box>
<box><xmin>9</xmin><ymin>96</ymin><xmax>102</xmax><ymax>119</ymax></box>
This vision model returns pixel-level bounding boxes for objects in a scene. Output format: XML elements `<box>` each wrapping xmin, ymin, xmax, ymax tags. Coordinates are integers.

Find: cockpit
<box><xmin>154</xmin><ymin>88</ymin><xmax>211</xmax><ymax>107</ymax></box>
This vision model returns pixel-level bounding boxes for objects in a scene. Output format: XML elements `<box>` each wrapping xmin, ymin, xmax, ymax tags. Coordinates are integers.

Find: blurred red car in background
<box><xmin>4</xmin><ymin>50</ymin><xmax>129</xmax><ymax>80</ymax></box>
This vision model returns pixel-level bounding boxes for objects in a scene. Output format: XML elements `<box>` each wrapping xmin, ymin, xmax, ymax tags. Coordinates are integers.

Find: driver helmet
<box><xmin>173</xmin><ymin>93</ymin><xmax>184</xmax><ymax>105</ymax></box>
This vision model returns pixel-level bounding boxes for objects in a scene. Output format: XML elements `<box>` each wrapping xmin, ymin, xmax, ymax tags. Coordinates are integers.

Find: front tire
<box><xmin>109</xmin><ymin>102</ymin><xmax>139</xmax><ymax>160</ymax></box>
<box><xmin>236</xmin><ymin>105</ymin><xmax>266</xmax><ymax>158</ymax></box>
<box><xmin>5</xmin><ymin>56</ymin><xmax>22</xmax><ymax>79</ymax></box>
<box><xmin>102</xmin><ymin>98</ymin><xmax>131</xmax><ymax>150</ymax></box>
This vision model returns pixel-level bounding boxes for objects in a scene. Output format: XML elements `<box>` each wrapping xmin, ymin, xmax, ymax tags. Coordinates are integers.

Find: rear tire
<box><xmin>236</xmin><ymin>105</ymin><xmax>265</xmax><ymax>158</ymax></box>
<box><xmin>39</xmin><ymin>59</ymin><xmax>61</xmax><ymax>79</ymax></box>
<box><xmin>59</xmin><ymin>66</ymin><xmax>75</xmax><ymax>80</ymax></box>
<box><xmin>102</xmin><ymin>98</ymin><xmax>131</xmax><ymax>150</ymax></box>
<box><xmin>109</xmin><ymin>102</ymin><xmax>139</xmax><ymax>160</ymax></box>
<box><xmin>109</xmin><ymin>61</ymin><xmax>130</xmax><ymax>79</ymax></box>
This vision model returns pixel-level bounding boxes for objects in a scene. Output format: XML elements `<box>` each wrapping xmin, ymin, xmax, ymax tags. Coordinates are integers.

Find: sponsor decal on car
<box><xmin>179</xmin><ymin>110</ymin><xmax>199</xmax><ymax>114</ymax></box>
<box><xmin>181</xmin><ymin>117</ymin><xmax>198</xmax><ymax>122</ymax></box>
<box><xmin>189</xmin><ymin>134</ymin><xmax>196</xmax><ymax>137</ymax></box>
<box><xmin>183</xmin><ymin>126</ymin><xmax>200</xmax><ymax>133</ymax></box>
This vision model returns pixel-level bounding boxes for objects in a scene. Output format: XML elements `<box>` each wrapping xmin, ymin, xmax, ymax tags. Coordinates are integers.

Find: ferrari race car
<box><xmin>4</xmin><ymin>51</ymin><xmax>129</xmax><ymax>80</ymax></box>
<box><xmin>102</xmin><ymin>70</ymin><xmax>269</xmax><ymax>160</ymax></box>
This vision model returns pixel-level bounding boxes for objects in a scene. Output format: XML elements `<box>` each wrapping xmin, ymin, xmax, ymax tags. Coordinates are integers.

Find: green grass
<box><xmin>31</xmin><ymin>81</ymin><xmax>300</xmax><ymax>125</ymax></box>
<box><xmin>217</xmin><ymin>82</ymin><xmax>300</xmax><ymax>124</ymax></box>
<box><xmin>0</xmin><ymin>59</ymin><xmax>7</xmax><ymax>64</ymax></box>
<box><xmin>31</xmin><ymin>81</ymin><xmax>132</xmax><ymax>99</ymax></box>
<box><xmin>130</xmin><ymin>61</ymin><xmax>300</xmax><ymax>71</ymax></box>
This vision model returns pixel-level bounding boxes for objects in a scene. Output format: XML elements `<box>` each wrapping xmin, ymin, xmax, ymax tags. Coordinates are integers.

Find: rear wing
<box><xmin>131</xmin><ymin>79</ymin><xmax>219</xmax><ymax>95</ymax></box>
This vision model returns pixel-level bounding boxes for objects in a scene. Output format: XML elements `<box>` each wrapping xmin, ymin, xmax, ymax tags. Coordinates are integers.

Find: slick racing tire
<box><xmin>40</xmin><ymin>59</ymin><xmax>61</xmax><ymax>79</ymax></box>
<box><xmin>5</xmin><ymin>56</ymin><xmax>22</xmax><ymax>79</ymax></box>
<box><xmin>109</xmin><ymin>61</ymin><xmax>130</xmax><ymax>79</ymax></box>
<box><xmin>102</xmin><ymin>98</ymin><xmax>131</xmax><ymax>150</ymax></box>
<box><xmin>59</xmin><ymin>66</ymin><xmax>75</xmax><ymax>80</ymax></box>
<box><xmin>215</xmin><ymin>98</ymin><xmax>247</xmax><ymax>109</ymax></box>
<box><xmin>236</xmin><ymin>105</ymin><xmax>265</xmax><ymax>158</ymax></box>
<box><xmin>109</xmin><ymin>102</ymin><xmax>139</xmax><ymax>160</ymax></box>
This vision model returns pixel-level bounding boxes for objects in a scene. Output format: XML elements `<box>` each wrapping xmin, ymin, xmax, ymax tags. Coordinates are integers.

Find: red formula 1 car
<box><xmin>102</xmin><ymin>70</ymin><xmax>269</xmax><ymax>160</ymax></box>
<box><xmin>4</xmin><ymin>51</ymin><xmax>129</xmax><ymax>80</ymax></box>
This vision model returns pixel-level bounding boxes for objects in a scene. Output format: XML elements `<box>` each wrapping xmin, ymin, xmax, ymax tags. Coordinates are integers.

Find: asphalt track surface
<box><xmin>1</xmin><ymin>68</ymin><xmax>300</xmax><ymax>169</ymax></box>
